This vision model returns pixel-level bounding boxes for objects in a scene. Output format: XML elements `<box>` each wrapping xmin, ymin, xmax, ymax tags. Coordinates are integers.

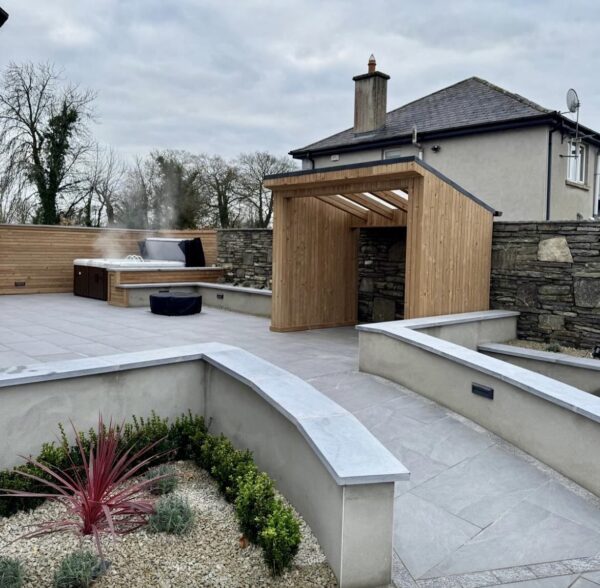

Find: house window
<box><xmin>567</xmin><ymin>141</ymin><xmax>586</xmax><ymax>184</ymax></box>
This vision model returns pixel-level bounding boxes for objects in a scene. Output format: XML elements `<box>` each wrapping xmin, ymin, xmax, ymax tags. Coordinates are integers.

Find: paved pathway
<box><xmin>2</xmin><ymin>294</ymin><xmax>600</xmax><ymax>587</ymax></box>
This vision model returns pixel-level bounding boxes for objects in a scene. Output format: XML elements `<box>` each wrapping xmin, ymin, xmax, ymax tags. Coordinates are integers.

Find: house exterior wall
<box><xmin>550</xmin><ymin>134</ymin><xmax>600</xmax><ymax>220</ymax></box>
<box><xmin>301</xmin><ymin>127</ymin><xmax>599</xmax><ymax>222</ymax></box>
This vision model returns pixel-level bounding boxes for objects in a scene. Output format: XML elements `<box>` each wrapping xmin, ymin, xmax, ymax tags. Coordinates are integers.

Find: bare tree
<box><xmin>81</xmin><ymin>145</ymin><xmax>126</xmax><ymax>226</ymax></box>
<box><xmin>198</xmin><ymin>155</ymin><xmax>242</xmax><ymax>228</ymax></box>
<box><xmin>236</xmin><ymin>152</ymin><xmax>297</xmax><ymax>227</ymax></box>
<box><xmin>0</xmin><ymin>62</ymin><xmax>95</xmax><ymax>224</ymax></box>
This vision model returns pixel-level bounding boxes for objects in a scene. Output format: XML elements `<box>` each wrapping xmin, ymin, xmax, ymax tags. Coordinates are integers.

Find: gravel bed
<box><xmin>0</xmin><ymin>462</ymin><xmax>337</xmax><ymax>587</ymax></box>
<box><xmin>506</xmin><ymin>339</ymin><xmax>595</xmax><ymax>360</ymax></box>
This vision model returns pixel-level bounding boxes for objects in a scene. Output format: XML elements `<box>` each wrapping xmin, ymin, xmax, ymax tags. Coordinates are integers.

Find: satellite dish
<box><xmin>566</xmin><ymin>88</ymin><xmax>580</xmax><ymax>113</ymax></box>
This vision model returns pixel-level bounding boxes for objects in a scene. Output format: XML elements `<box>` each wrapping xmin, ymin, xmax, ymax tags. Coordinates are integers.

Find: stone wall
<box><xmin>491</xmin><ymin>221</ymin><xmax>600</xmax><ymax>349</ymax></box>
<box><xmin>217</xmin><ymin>229</ymin><xmax>273</xmax><ymax>289</ymax></box>
<box><xmin>358</xmin><ymin>228</ymin><xmax>406</xmax><ymax>323</ymax></box>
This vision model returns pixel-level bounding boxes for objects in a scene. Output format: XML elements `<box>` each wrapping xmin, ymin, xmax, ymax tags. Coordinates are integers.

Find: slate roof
<box><xmin>291</xmin><ymin>77</ymin><xmax>555</xmax><ymax>156</ymax></box>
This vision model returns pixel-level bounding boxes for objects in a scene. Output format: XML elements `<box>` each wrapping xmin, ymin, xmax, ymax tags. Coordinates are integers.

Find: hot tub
<box><xmin>73</xmin><ymin>258</ymin><xmax>185</xmax><ymax>300</ymax></box>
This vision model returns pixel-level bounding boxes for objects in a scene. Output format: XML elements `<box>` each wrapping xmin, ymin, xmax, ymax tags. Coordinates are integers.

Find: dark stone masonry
<box><xmin>358</xmin><ymin>228</ymin><xmax>406</xmax><ymax>323</ymax></box>
<box><xmin>216</xmin><ymin>229</ymin><xmax>273</xmax><ymax>289</ymax></box>
<box><xmin>491</xmin><ymin>221</ymin><xmax>600</xmax><ymax>349</ymax></box>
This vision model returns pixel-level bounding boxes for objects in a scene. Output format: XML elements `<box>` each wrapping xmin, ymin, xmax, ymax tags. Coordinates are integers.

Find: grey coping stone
<box><xmin>528</xmin><ymin>562</ymin><xmax>574</xmax><ymax>578</ymax></box>
<box><xmin>455</xmin><ymin>570</ymin><xmax>499</xmax><ymax>587</ymax></box>
<box><xmin>357</xmin><ymin>309</ymin><xmax>519</xmax><ymax>332</ymax></box>
<box><xmin>118</xmin><ymin>281</ymin><xmax>272</xmax><ymax>296</ymax></box>
<box><xmin>479</xmin><ymin>342</ymin><xmax>600</xmax><ymax>372</ymax></box>
<box><xmin>563</xmin><ymin>557</ymin><xmax>600</xmax><ymax>573</ymax></box>
<box><xmin>0</xmin><ymin>343</ymin><xmax>409</xmax><ymax>487</ymax></box>
<box><xmin>357</xmin><ymin>321</ymin><xmax>600</xmax><ymax>425</ymax></box>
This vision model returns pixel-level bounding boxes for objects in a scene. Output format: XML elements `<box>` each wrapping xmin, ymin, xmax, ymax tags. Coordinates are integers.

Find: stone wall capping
<box><xmin>0</xmin><ymin>344</ymin><xmax>408</xmax><ymax>486</ymax></box>
<box><xmin>359</xmin><ymin>316</ymin><xmax>600</xmax><ymax>424</ymax></box>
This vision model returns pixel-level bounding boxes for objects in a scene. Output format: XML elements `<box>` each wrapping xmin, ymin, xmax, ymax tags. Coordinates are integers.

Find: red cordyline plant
<box><xmin>0</xmin><ymin>417</ymin><xmax>171</xmax><ymax>558</ymax></box>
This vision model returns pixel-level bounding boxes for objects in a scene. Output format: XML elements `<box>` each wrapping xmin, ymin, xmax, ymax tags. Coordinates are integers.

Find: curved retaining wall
<box><xmin>358</xmin><ymin>311</ymin><xmax>600</xmax><ymax>497</ymax></box>
<box><xmin>0</xmin><ymin>343</ymin><xmax>407</xmax><ymax>587</ymax></box>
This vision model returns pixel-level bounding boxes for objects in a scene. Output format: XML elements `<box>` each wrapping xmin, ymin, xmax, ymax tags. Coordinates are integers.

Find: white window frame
<box><xmin>566</xmin><ymin>140</ymin><xmax>587</xmax><ymax>184</ymax></box>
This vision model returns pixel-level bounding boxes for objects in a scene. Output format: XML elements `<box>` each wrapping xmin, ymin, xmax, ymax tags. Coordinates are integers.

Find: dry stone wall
<box><xmin>491</xmin><ymin>221</ymin><xmax>600</xmax><ymax>349</ymax></box>
<box><xmin>358</xmin><ymin>228</ymin><xmax>407</xmax><ymax>323</ymax></box>
<box><xmin>216</xmin><ymin>229</ymin><xmax>272</xmax><ymax>289</ymax></box>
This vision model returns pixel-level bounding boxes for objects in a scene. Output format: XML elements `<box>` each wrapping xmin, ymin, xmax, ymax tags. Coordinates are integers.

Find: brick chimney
<box><xmin>353</xmin><ymin>55</ymin><xmax>389</xmax><ymax>134</ymax></box>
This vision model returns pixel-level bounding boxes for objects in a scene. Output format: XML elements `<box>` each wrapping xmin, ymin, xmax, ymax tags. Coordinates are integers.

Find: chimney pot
<box><xmin>368</xmin><ymin>54</ymin><xmax>376</xmax><ymax>74</ymax></box>
<box><xmin>352</xmin><ymin>57</ymin><xmax>389</xmax><ymax>134</ymax></box>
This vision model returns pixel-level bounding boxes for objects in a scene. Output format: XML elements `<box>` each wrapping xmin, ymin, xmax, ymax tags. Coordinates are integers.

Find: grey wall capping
<box><xmin>479</xmin><ymin>342</ymin><xmax>600</xmax><ymax>372</ymax></box>
<box><xmin>357</xmin><ymin>309</ymin><xmax>519</xmax><ymax>333</ymax></box>
<box><xmin>360</xmin><ymin>320</ymin><xmax>600</xmax><ymax>424</ymax></box>
<box><xmin>0</xmin><ymin>344</ymin><xmax>408</xmax><ymax>486</ymax></box>
<box><xmin>117</xmin><ymin>282</ymin><xmax>272</xmax><ymax>296</ymax></box>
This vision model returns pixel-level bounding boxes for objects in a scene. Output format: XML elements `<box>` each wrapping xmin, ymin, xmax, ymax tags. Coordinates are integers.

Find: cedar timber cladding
<box><xmin>0</xmin><ymin>225</ymin><xmax>217</xmax><ymax>295</ymax></box>
<box><xmin>265</xmin><ymin>158</ymin><xmax>495</xmax><ymax>331</ymax></box>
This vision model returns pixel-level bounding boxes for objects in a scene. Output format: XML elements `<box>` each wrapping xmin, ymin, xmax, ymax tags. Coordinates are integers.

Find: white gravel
<box><xmin>0</xmin><ymin>462</ymin><xmax>337</xmax><ymax>587</ymax></box>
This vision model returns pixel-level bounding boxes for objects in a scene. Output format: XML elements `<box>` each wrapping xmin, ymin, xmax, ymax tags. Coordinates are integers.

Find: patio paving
<box><xmin>2</xmin><ymin>293</ymin><xmax>600</xmax><ymax>587</ymax></box>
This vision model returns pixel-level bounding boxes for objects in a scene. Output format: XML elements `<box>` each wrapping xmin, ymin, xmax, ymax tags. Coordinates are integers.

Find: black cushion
<box><xmin>178</xmin><ymin>238</ymin><xmax>206</xmax><ymax>267</ymax></box>
<box><xmin>149</xmin><ymin>293</ymin><xmax>202</xmax><ymax>316</ymax></box>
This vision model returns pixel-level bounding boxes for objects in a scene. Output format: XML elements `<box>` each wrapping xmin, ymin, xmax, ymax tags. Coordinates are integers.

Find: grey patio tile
<box><xmin>33</xmin><ymin>352</ymin><xmax>87</xmax><ymax>362</ymax></box>
<box><xmin>527</xmin><ymin>482</ymin><xmax>600</xmax><ymax>536</ymax></box>
<box><xmin>387</xmin><ymin>445</ymin><xmax>448</xmax><ymax>494</ymax></box>
<box><xmin>583</xmin><ymin>571</ymin><xmax>600</xmax><ymax>582</ymax></box>
<box><xmin>65</xmin><ymin>342</ymin><xmax>122</xmax><ymax>356</ymax></box>
<box><xmin>393</xmin><ymin>493</ymin><xmax>480</xmax><ymax>579</ymax></box>
<box><xmin>6</xmin><ymin>340</ymin><xmax>70</xmax><ymax>357</ymax></box>
<box><xmin>38</xmin><ymin>332</ymin><xmax>92</xmax><ymax>346</ymax></box>
<box><xmin>423</xmin><ymin>502</ymin><xmax>600</xmax><ymax>578</ymax></box>
<box><xmin>0</xmin><ymin>329</ymin><xmax>35</xmax><ymax>343</ymax></box>
<box><xmin>0</xmin><ymin>351</ymin><xmax>40</xmax><ymax>368</ymax></box>
<box><xmin>15</xmin><ymin>325</ymin><xmax>63</xmax><ymax>337</ymax></box>
<box><xmin>412</xmin><ymin>445</ymin><xmax>549</xmax><ymax>527</ymax></box>
<box><xmin>388</xmin><ymin>415</ymin><xmax>497</xmax><ymax>469</ymax></box>
<box><xmin>309</xmin><ymin>370</ymin><xmax>405</xmax><ymax>412</ymax></box>
<box><xmin>494</xmin><ymin>576</ymin><xmax>578</xmax><ymax>587</ymax></box>
<box><xmin>571</xmin><ymin>579</ymin><xmax>600</xmax><ymax>588</ymax></box>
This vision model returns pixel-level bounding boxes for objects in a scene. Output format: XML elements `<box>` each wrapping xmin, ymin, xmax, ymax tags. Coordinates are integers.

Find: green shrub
<box><xmin>235</xmin><ymin>471</ymin><xmax>276</xmax><ymax>543</ymax></box>
<box><xmin>0</xmin><ymin>556</ymin><xmax>24</xmax><ymax>588</ymax></box>
<box><xmin>122</xmin><ymin>413</ymin><xmax>175</xmax><ymax>467</ymax></box>
<box><xmin>148</xmin><ymin>495</ymin><xmax>194</xmax><ymax>535</ymax></box>
<box><xmin>259</xmin><ymin>499</ymin><xmax>301</xmax><ymax>576</ymax></box>
<box><xmin>53</xmin><ymin>550</ymin><xmax>104</xmax><ymax>588</ymax></box>
<box><xmin>0</xmin><ymin>468</ymin><xmax>44</xmax><ymax>518</ymax></box>
<box><xmin>208</xmin><ymin>438</ymin><xmax>257</xmax><ymax>502</ymax></box>
<box><xmin>546</xmin><ymin>342</ymin><xmax>562</xmax><ymax>353</ymax></box>
<box><xmin>144</xmin><ymin>464</ymin><xmax>178</xmax><ymax>495</ymax></box>
<box><xmin>168</xmin><ymin>412</ymin><xmax>207</xmax><ymax>460</ymax></box>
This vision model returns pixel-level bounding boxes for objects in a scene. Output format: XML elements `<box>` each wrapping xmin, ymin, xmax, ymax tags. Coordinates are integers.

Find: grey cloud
<box><xmin>1</xmin><ymin>0</ymin><xmax>599</xmax><ymax>161</ymax></box>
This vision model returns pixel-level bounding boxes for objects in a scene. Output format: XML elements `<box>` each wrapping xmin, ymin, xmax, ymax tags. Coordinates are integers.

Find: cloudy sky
<box><xmin>1</xmin><ymin>0</ymin><xmax>599</xmax><ymax>162</ymax></box>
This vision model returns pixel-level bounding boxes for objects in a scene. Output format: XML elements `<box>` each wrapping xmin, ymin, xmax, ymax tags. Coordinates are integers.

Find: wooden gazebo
<box><xmin>264</xmin><ymin>157</ymin><xmax>497</xmax><ymax>332</ymax></box>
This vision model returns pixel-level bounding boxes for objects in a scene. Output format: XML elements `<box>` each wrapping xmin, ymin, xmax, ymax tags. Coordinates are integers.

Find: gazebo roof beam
<box><xmin>370</xmin><ymin>191</ymin><xmax>409</xmax><ymax>212</ymax></box>
<box><xmin>340</xmin><ymin>193</ymin><xmax>394</xmax><ymax>219</ymax></box>
<box><xmin>317</xmin><ymin>195</ymin><xmax>368</xmax><ymax>220</ymax></box>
